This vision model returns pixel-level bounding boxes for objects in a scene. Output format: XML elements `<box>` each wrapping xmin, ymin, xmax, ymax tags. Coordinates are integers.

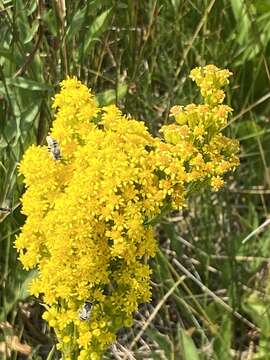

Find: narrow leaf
<box><xmin>66</xmin><ymin>5</ymin><xmax>88</xmax><ymax>41</ymax></box>
<box><xmin>5</xmin><ymin>77</ymin><xmax>52</xmax><ymax>91</ymax></box>
<box><xmin>95</xmin><ymin>83</ymin><xmax>128</xmax><ymax>106</ymax></box>
<box><xmin>178</xmin><ymin>327</ymin><xmax>200</xmax><ymax>360</ymax></box>
<box><xmin>24</xmin><ymin>20</ymin><xmax>39</xmax><ymax>44</ymax></box>
<box><xmin>82</xmin><ymin>8</ymin><xmax>111</xmax><ymax>55</ymax></box>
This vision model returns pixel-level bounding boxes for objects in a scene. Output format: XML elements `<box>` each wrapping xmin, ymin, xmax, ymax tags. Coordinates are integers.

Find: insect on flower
<box><xmin>79</xmin><ymin>301</ymin><xmax>93</xmax><ymax>321</ymax></box>
<box><xmin>46</xmin><ymin>136</ymin><xmax>61</xmax><ymax>160</ymax></box>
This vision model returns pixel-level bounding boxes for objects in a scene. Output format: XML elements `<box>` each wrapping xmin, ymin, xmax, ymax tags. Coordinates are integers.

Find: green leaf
<box><xmin>66</xmin><ymin>5</ymin><xmax>88</xmax><ymax>41</ymax></box>
<box><xmin>254</xmin><ymin>0</ymin><xmax>270</xmax><ymax>13</ymax></box>
<box><xmin>16</xmin><ymin>269</ymin><xmax>38</xmax><ymax>300</ymax></box>
<box><xmin>24</xmin><ymin>19</ymin><xmax>39</xmax><ymax>44</ymax></box>
<box><xmin>177</xmin><ymin>327</ymin><xmax>200</xmax><ymax>360</ymax></box>
<box><xmin>243</xmin><ymin>293</ymin><xmax>270</xmax><ymax>359</ymax></box>
<box><xmin>42</xmin><ymin>8</ymin><xmax>58</xmax><ymax>36</ymax></box>
<box><xmin>1</xmin><ymin>269</ymin><xmax>38</xmax><ymax>320</ymax></box>
<box><xmin>0</xmin><ymin>48</ymin><xmax>14</xmax><ymax>63</ymax></box>
<box><xmin>146</xmin><ymin>329</ymin><xmax>174</xmax><ymax>359</ymax></box>
<box><xmin>82</xmin><ymin>8</ymin><xmax>112</xmax><ymax>55</ymax></box>
<box><xmin>26</xmin><ymin>0</ymin><xmax>38</xmax><ymax>16</ymax></box>
<box><xmin>95</xmin><ymin>83</ymin><xmax>128</xmax><ymax>106</ymax></box>
<box><xmin>3</xmin><ymin>77</ymin><xmax>52</xmax><ymax>91</ymax></box>
<box><xmin>213</xmin><ymin>316</ymin><xmax>232</xmax><ymax>360</ymax></box>
<box><xmin>171</xmin><ymin>0</ymin><xmax>181</xmax><ymax>10</ymax></box>
<box><xmin>46</xmin><ymin>345</ymin><xmax>56</xmax><ymax>360</ymax></box>
<box><xmin>229</xmin><ymin>0</ymin><xmax>251</xmax><ymax>45</ymax></box>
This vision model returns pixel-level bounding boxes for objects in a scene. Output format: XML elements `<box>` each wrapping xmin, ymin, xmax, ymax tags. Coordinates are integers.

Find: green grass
<box><xmin>1</xmin><ymin>0</ymin><xmax>270</xmax><ymax>359</ymax></box>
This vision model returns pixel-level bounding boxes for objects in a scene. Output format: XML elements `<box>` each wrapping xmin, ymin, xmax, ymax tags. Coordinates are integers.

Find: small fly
<box><xmin>79</xmin><ymin>301</ymin><xmax>93</xmax><ymax>321</ymax></box>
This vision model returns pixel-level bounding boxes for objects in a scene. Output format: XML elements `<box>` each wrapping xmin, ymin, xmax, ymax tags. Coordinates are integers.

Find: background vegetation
<box><xmin>1</xmin><ymin>0</ymin><xmax>270</xmax><ymax>359</ymax></box>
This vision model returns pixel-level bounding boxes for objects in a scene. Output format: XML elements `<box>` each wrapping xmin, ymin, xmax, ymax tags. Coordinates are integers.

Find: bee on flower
<box><xmin>79</xmin><ymin>301</ymin><xmax>93</xmax><ymax>321</ymax></box>
<box><xmin>46</xmin><ymin>135</ymin><xmax>61</xmax><ymax>160</ymax></box>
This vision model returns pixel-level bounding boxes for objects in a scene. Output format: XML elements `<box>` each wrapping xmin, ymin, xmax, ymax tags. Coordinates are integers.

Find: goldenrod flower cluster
<box><xmin>15</xmin><ymin>66</ymin><xmax>239</xmax><ymax>359</ymax></box>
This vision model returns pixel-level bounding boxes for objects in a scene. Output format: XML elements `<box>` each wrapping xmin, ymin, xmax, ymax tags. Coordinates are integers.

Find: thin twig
<box><xmin>124</xmin><ymin>276</ymin><xmax>186</xmax><ymax>357</ymax></box>
<box><xmin>172</xmin><ymin>234</ymin><xmax>270</xmax><ymax>262</ymax></box>
<box><xmin>242</xmin><ymin>218</ymin><xmax>270</xmax><ymax>244</ymax></box>
<box><xmin>172</xmin><ymin>258</ymin><xmax>259</xmax><ymax>332</ymax></box>
<box><xmin>228</xmin><ymin>92</ymin><xmax>270</xmax><ymax>125</ymax></box>
<box><xmin>229</xmin><ymin>187</ymin><xmax>270</xmax><ymax>195</ymax></box>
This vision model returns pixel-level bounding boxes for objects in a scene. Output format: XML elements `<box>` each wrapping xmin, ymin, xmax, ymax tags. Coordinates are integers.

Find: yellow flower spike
<box><xmin>15</xmin><ymin>66</ymin><xmax>239</xmax><ymax>358</ymax></box>
<box><xmin>190</xmin><ymin>65</ymin><xmax>232</xmax><ymax>106</ymax></box>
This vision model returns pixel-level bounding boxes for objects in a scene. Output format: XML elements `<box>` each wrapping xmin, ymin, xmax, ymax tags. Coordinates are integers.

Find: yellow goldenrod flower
<box><xmin>15</xmin><ymin>66</ymin><xmax>239</xmax><ymax>358</ymax></box>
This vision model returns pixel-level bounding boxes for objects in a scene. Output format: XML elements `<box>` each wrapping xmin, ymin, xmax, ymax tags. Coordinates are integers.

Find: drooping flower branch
<box><xmin>15</xmin><ymin>65</ymin><xmax>239</xmax><ymax>360</ymax></box>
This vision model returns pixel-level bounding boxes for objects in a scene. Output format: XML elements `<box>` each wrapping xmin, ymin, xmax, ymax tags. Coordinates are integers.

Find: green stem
<box><xmin>144</xmin><ymin>201</ymin><xmax>172</xmax><ymax>226</ymax></box>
